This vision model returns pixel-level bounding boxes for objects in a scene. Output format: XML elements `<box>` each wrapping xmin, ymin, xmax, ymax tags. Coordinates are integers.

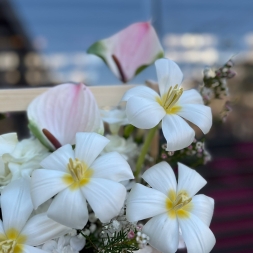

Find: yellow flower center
<box><xmin>63</xmin><ymin>158</ymin><xmax>93</xmax><ymax>190</ymax></box>
<box><xmin>166</xmin><ymin>190</ymin><xmax>193</xmax><ymax>219</ymax></box>
<box><xmin>157</xmin><ymin>85</ymin><xmax>183</xmax><ymax>114</ymax></box>
<box><xmin>0</xmin><ymin>229</ymin><xmax>26</xmax><ymax>253</ymax></box>
<box><xmin>0</xmin><ymin>240</ymin><xmax>16</xmax><ymax>253</ymax></box>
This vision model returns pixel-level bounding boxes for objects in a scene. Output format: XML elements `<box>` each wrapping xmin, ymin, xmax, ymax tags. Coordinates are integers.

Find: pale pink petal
<box><xmin>162</xmin><ymin>115</ymin><xmax>195</xmax><ymax>151</ymax></box>
<box><xmin>126</xmin><ymin>96</ymin><xmax>165</xmax><ymax>129</ymax></box>
<box><xmin>1</xmin><ymin>179</ymin><xmax>33</xmax><ymax>233</ymax></box>
<box><xmin>155</xmin><ymin>58</ymin><xmax>183</xmax><ymax>96</ymax></box>
<box><xmin>47</xmin><ymin>187</ymin><xmax>88</xmax><ymax>229</ymax></box>
<box><xmin>22</xmin><ymin>213</ymin><xmax>70</xmax><ymax>246</ymax></box>
<box><xmin>143</xmin><ymin>213</ymin><xmax>179</xmax><ymax>253</ymax></box>
<box><xmin>27</xmin><ymin>83</ymin><xmax>103</xmax><ymax>150</ymax></box>
<box><xmin>177</xmin><ymin>103</ymin><xmax>212</xmax><ymax>134</ymax></box>
<box><xmin>91</xmin><ymin>152</ymin><xmax>134</xmax><ymax>181</ymax></box>
<box><xmin>126</xmin><ymin>184</ymin><xmax>167</xmax><ymax>222</ymax></box>
<box><xmin>142</xmin><ymin>161</ymin><xmax>177</xmax><ymax>196</ymax></box>
<box><xmin>81</xmin><ymin>178</ymin><xmax>126</xmax><ymax>223</ymax></box>
<box><xmin>178</xmin><ymin>213</ymin><xmax>216</xmax><ymax>253</ymax></box>
<box><xmin>87</xmin><ymin>22</ymin><xmax>164</xmax><ymax>82</ymax></box>
<box><xmin>177</xmin><ymin>163</ymin><xmax>206</xmax><ymax>197</ymax></box>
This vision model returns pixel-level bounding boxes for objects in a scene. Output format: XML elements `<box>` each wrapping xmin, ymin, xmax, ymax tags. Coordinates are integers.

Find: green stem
<box><xmin>134</xmin><ymin>125</ymin><xmax>159</xmax><ymax>179</ymax></box>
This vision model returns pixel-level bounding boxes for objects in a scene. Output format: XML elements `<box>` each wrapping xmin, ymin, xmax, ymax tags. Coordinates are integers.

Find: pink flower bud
<box><xmin>87</xmin><ymin>22</ymin><xmax>164</xmax><ymax>83</ymax></box>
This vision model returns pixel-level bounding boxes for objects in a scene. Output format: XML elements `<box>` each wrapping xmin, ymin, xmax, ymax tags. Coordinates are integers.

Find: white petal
<box><xmin>70</xmin><ymin>236</ymin><xmax>86</xmax><ymax>251</ymax></box>
<box><xmin>31</xmin><ymin>169</ymin><xmax>70</xmax><ymax>209</ymax></box>
<box><xmin>177</xmin><ymin>104</ymin><xmax>212</xmax><ymax>134</ymax></box>
<box><xmin>40</xmin><ymin>144</ymin><xmax>74</xmax><ymax>172</ymax></box>
<box><xmin>1</xmin><ymin>179</ymin><xmax>33</xmax><ymax>233</ymax></box>
<box><xmin>178</xmin><ymin>213</ymin><xmax>216</xmax><ymax>253</ymax></box>
<box><xmin>177</xmin><ymin>163</ymin><xmax>206</xmax><ymax>197</ymax></box>
<box><xmin>91</xmin><ymin>152</ymin><xmax>134</xmax><ymax>182</ymax></box>
<box><xmin>126</xmin><ymin>184</ymin><xmax>167</xmax><ymax>222</ymax></box>
<box><xmin>22</xmin><ymin>244</ymin><xmax>49</xmax><ymax>253</ymax></box>
<box><xmin>75</xmin><ymin>133</ymin><xmax>109</xmax><ymax>167</ymax></box>
<box><xmin>142</xmin><ymin>162</ymin><xmax>177</xmax><ymax>196</ymax></box>
<box><xmin>0</xmin><ymin>133</ymin><xmax>18</xmax><ymax>155</ymax></box>
<box><xmin>178</xmin><ymin>89</ymin><xmax>204</xmax><ymax>105</ymax></box>
<box><xmin>0</xmin><ymin>220</ymin><xmax>5</xmax><ymax>236</ymax></box>
<box><xmin>126</xmin><ymin>96</ymin><xmax>165</xmax><ymax>129</ymax></box>
<box><xmin>22</xmin><ymin>213</ymin><xmax>70</xmax><ymax>246</ymax></box>
<box><xmin>191</xmin><ymin>194</ymin><xmax>214</xmax><ymax>226</ymax></box>
<box><xmin>162</xmin><ymin>115</ymin><xmax>195</xmax><ymax>151</ymax></box>
<box><xmin>155</xmin><ymin>58</ymin><xmax>183</xmax><ymax>96</ymax></box>
<box><xmin>122</xmin><ymin>86</ymin><xmax>159</xmax><ymax>101</ymax></box>
<box><xmin>81</xmin><ymin>178</ymin><xmax>126</xmax><ymax>223</ymax></box>
<box><xmin>47</xmin><ymin>188</ymin><xmax>88</xmax><ymax>229</ymax></box>
<box><xmin>143</xmin><ymin>213</ymin><xmax>179</xmax><ymax>253</ymax></box>
<box><xmin>41</xmin><ymin>240</ymin><xmax>57</xmax><ymax>251</ymax></box>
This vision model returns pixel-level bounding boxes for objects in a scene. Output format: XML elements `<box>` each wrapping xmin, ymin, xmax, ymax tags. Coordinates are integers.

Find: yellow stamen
<box><xmin>63</xmin><ymin>158</ymin><xmax>93</xmax><ymax>190</ymax></box>
<box><xmin>0</xmin><ymin>229</ymin><xmax>26</xmax><ymax>253</ymax></box>
<box><xmin>157</xmin><ymin>85</ymin><xmax>183</xmax><ymax>114</ymax></box>
<box><xmin>166</xmin><ymin>190</ymin><xmax>193</xmax><ymax>219</ymax></box>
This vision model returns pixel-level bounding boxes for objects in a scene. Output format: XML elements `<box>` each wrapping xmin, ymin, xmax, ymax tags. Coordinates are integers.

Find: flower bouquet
<box><xmin>0</xmin><ymin>22</ymin><xmax>236</xmax><ymax>253</ymax></box>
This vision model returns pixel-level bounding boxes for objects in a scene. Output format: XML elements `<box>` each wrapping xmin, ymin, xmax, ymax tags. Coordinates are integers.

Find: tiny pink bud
<box><xmin>227</xmin><ymin>70</ymin><xmax>236</xmax><ymax>79</ymax></box>
<box><xmin>128</xmin><ymin>230</ymin><xmax>135</xmax><ymax>239</ymax></box>
<box><xmin>161</xmin><ymin>153</ymin><xmax>167</xmax><ymax>159</ymax></box>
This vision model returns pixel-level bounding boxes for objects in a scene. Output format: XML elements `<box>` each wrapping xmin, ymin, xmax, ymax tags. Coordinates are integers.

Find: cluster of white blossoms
<box><xmin>0</xmin><ymin>133</ymin><xmax>49</xmax><ymax>191</ymax></box>
<box><xmin>0</xmin><ymin>56</ymin><xmax>215</xmax><ymax>253</ymax></box>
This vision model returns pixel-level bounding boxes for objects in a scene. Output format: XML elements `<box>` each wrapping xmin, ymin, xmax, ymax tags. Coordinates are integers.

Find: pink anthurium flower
<box><xmin>27</xmin><ymin>83</ymin><xmax>104</xmax><ymax>151</ymax></box>
<box><xmin>87</xmin><ymin>22</ymin><xmax>164</xmax><ymax>83</ymax></box>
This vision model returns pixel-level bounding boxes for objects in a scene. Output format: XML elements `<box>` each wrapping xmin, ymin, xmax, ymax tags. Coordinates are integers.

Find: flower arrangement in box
<box><xmin>0</xmin><ymin>22</ymin><xmax>236</xmax><ymax>253</ymax></box>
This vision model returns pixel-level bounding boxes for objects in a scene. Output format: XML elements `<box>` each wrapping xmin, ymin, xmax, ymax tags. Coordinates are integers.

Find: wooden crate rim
<box><xmin>0</xmin><ymin>85</ymin><xmax>137</xmax><ymax>113</ymax></box>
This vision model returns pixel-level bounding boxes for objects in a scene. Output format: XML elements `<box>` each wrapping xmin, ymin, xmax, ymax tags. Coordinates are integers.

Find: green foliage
<box><xmin>157</xmin><ymin>138</ymin><xmax>211</xmax><ymax>169</ymax></box>
<box><xmin>82</xmin><ymin>229</ymin><xmax>139</xmax><ymax>253</ymax></box>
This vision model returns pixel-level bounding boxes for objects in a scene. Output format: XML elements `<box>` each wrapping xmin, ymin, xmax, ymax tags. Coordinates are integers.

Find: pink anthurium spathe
<box><xmin>87</xmin><ymin>22</ymin><xmax>164</xmax><ymax>83</ymax></box>
<box><xmin>27</xmin><ymin>83</ymin><xmax>104</xmax><ymax>151</ymax></box>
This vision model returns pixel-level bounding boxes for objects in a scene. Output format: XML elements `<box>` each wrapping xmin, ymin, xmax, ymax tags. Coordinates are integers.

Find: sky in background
<box><xmin>9</xmin><ymin>0</ymin><xmax>253</xmax><ymax>85</ymax></box>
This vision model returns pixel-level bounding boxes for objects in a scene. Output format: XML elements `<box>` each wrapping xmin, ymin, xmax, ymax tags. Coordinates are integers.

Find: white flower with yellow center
<box><xmin>0</xmin><ymin>179</ymin><xmax>70</xmax><ymax>253</ymax></box>
<box><xmin>126</xmin><ymin>162</ymin><xmax>216</xmax><ymax>253</ymax></box>
<box><xmin>122</xmin><ymin>58</ymin><xmax>212</xmax><ymax>151</ymax></box>
<box><xmin>31</xmin><ymin>132</ymin><xmax>134</xmax><ymax>229</ymax></box>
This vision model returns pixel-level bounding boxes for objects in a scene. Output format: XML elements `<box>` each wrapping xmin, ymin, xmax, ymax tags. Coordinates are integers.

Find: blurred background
<box><xmin>0</xmin><ymin>0</ymin><xmax>252</xmax><ymax>252</ymax></box>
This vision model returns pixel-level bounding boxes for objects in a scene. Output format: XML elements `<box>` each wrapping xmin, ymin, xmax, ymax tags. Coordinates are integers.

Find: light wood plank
<box><xmin>0</xmin><ymin>85</ymin><xmax>136</xmax><ymax>112</ymax></box>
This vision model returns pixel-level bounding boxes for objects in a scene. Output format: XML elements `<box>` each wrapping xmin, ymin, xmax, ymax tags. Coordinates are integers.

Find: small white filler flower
<box><xmin>0</xmin><ymin>179</ymin><xmax>70</xmax><ymax>253</ymax></box>
<box><xmin>122</xmin><ymin>58</ymin><xmax>212</xmax><ymax>151</ymax></box>
<box><xmin>31</xmin><ymin>132</ymin><xmax>134</xmax><ymax>229</ymax></box>
<box><xmin>126</xmin><ymin>162</ymin><xmax>216</xmax><ymax>253</ymax></box>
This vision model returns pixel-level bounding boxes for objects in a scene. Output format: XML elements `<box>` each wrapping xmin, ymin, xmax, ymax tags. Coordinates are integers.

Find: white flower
<box><xmin>40</xmin><ymin>233</ymin><xmax>85</xmax><ymax>253</ymax></box>
<box><xmin>126</xmin><ymin>162</ymin><xmax>215</xmax><ymax>253</ymax></box>
<box><xmin>0</xmin><ymin>179</ymin><xmax>70</xmax><ymax>253</ymax></box>
<box><xmin>102</xmin><ymin>134</ymin><xmax>138</xmax><ymax>161</ymax></box>
<box><xmin>100</xmin><ymin>107</ymin><xmax>128</xmax><ymax>134</ymax></box>
<box><xmin>122</xmin><ymin>58</ymin><xmax>212</xmax><ymax>151</ymax></box>
<box><xmin>31</xmin><ymin>132</ymin><xmax>134</xmax><ymax>229</ymax></box>
<box><xmin>0</xmin><ymin>133</ymin><xmax>18</xmax><ymax>188</ymax></box>
<box><xmin>1</xmin><ymin>137</ymin><xmax>49</xmax><ymax>190</ymax></box>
